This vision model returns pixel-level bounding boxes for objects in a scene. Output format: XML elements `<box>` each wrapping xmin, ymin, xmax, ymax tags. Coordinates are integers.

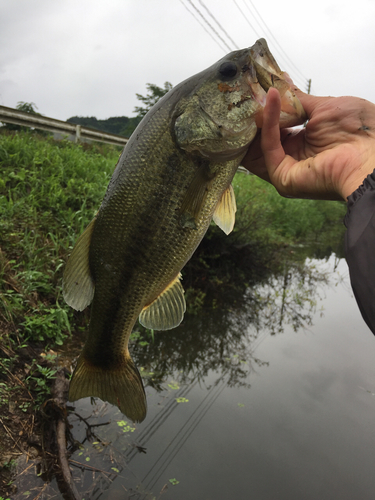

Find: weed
<box><xmin>2</xmin><ymin>458</ymin><xmax>16</xmax><ymax>470</ymax></box>
<box><xmin>25</xmin><ymin>360</ymin><xmax>57</xmax><ymax>409</ymax></box>
<box><xmin>116</xmin><ymin>420</ymin><xmax>136</xmax><ymax>433</ymax></box>
<box><xmin>21</xmin><ymin>303</ymin><xmax>71</xmax><ymax>346</ymax></box>
<box><xmin>169</xmin><ymin>478</ymin><xmax>179</xmax><ymax>486</ymax></box>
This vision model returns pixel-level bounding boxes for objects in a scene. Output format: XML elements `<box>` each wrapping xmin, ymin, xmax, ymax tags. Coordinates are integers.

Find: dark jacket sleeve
<box><xmin>345</xmin><ymin>170</ymin><xmax>375</xmax><ymax>334</ymax></box>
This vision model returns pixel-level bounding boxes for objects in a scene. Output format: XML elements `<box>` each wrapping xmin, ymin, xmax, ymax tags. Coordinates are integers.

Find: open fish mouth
<box><xmin>246</xmin><ymin>38</ymin><xmax>305</xmax><ymax>127</ymax></box>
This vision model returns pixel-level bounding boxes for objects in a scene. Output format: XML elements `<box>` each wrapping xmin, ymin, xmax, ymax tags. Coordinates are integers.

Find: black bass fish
<box><xmin>63</xmin><ymin>39</ymin><xmax>305</xmax><ymax>422</ymax></box>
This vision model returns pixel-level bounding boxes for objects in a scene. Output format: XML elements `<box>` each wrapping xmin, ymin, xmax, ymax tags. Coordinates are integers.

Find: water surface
<box><xmin>22</xmin><ymin>256</ymin><xmax>375</xmax><ymax>499</ymax></box>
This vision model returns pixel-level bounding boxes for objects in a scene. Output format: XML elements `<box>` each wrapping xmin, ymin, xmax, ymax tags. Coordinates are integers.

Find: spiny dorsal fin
<box><xmin>63</xmin><ymin>218</ymin><xmax>96</xmax><ymax>311</ymax></box>
<box><xmin>139</xmin><ymin>274</ymin><xmax>186</xmax><ymax>330</ymax></box>
<box><xmin>179</xmin><ymin>163</ymin><xmax>215</xmax><ymax>229</ymax></box>
<box><xmin>213</xmin><ymin>184</ymin><xmax>237</xmax><ymax>235</ymax></box>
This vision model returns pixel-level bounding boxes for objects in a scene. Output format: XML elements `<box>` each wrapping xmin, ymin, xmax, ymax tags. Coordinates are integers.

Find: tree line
<box><xmin>67</xmin><ymin>82</ymin><xmax>172</xmax><ymax>138</ymax></box>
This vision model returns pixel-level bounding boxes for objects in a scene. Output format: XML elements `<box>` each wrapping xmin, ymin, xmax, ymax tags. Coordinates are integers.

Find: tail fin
<box><xmin>69</xmin><ymin>351</ymin><xmax>147</xmax><ymax>423</ymax></box>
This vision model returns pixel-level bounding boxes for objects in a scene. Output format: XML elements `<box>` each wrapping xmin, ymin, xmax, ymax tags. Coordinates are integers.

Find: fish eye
<box><xmin>219</xmin><ymin>61</ymin><xmax>238</xmax><ymax>79</ymax></box>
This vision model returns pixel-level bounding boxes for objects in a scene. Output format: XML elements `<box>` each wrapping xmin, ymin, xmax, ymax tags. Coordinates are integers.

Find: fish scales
<box><xmin>63</xmin><ymin>39</ymin><xmax>306</xmax><ymax>422</ymax></box>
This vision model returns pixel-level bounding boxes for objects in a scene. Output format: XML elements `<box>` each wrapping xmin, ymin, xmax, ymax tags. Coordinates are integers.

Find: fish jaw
<box><xmin>249</xmin><ymin>38</ymin><xmax>306</xmax><ymax>128</ymax></box>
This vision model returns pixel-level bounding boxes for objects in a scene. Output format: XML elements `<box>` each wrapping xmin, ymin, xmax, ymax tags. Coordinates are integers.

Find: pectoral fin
<box><xmin>213</xmin><ymin>184</ymin><xmax>237</xmax><ymax>235</ymax></box>
<box><xmin>63</xmin><ymin>218</ymin><xmax>96</xmax><ymax>311</ymax></box>
<box><xmin>139</xmin><ymin>274</ymin><xmax>186</xmax><ymax>330</ymax></box>
<box><xmin>179</xmin><ymin>162</ymin><xmax>215</xmax><ymax>229</ymax></box>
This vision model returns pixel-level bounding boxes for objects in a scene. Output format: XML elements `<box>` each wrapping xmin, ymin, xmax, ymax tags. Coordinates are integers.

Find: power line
<box><xmin>142</xmin><ymin>379</ymin><xmax>227</xmax><ymax>494</ymax></box>
<box><xmin>197</xmin><ymin>0</ymin><xmax>239</xmax><ymax>49</ymax></box>
<box><xmin>180</xmin><ymin>0</ymin><xmax>309</xmax><ymax>91</ymax></box>
<box><xmin>233</xmin><ymin>0</ymin><xmax>306</xmax><ymax>88</ymax></box>
<box><xmin>240</xmin><ymin>0</ymin><xmax>308</xmax><ymax>85</ymax></box>
<box><xmin>247</xmin><ymin>0</ymin><xmax>308</xmax><ymax>81</ymax></box>
<box><xmin>185</xmin><ymin>0</ymin><xmax>233</xmax><ymax>52</ymax></box>
<box><xmin>179</xmin><ymin>0</ymin><xmax>227</xmax><ymax>52</ymax></box>
<box><xmin>233</xmin><ymin>0</ymin><xmax>262</xmax><ymax>39</ymax></box>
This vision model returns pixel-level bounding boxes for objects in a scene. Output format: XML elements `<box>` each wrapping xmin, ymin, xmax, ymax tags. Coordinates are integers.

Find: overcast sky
<box><xmin>1</xmin><ymin>0</ymin><xmax>374</xmax><ymax>121</ymax></box>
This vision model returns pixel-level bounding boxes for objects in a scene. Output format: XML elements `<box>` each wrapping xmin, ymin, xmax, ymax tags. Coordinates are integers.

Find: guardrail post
<box><xmin>75</xmin><ymin>125</ymin><xmax>81</xmax><ymax>143</ymax></box>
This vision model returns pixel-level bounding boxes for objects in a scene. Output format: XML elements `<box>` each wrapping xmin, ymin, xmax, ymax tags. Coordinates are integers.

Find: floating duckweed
<box><xmin>168</xmin><ymin>382</ymin><xmax>180</xmax><ymax>390</ymax></box>
<box><xmin>117</xmin><ymin>420</ymin><xmax>136</xmax><ymax>432</ymax></box>
<box><xmin>176</xmin><ymin>397</ymin><xmax>189</xmax><ymax>403</ymax></box>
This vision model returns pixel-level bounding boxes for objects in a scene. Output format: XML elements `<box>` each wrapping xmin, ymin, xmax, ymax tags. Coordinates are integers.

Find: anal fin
<box><xmin>63</xmin><ymin>217</ymin><xmax>96</xmax><ymax>311</ymax></box>
<box><xmin>139</xmin><ymin>274</ymin><xmax>186</xmax><ymax>330</ymax></box>
<box><xmin>213</xmin><ymin>184</ymin><xmax>237</xmax><ymax>235</ymax></box>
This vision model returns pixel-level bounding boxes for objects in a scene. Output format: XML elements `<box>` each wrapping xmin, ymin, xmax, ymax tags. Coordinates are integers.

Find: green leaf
<box><xmin>168</xmin><ymin>383</ymin><xmax>180</xmax><ymax>390</ymax></box>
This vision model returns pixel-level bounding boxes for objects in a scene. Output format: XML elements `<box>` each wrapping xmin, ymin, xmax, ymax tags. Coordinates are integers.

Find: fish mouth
<box><xmin>248</xmin><ymin>38</ymin><xmax>306</xmax><ymax>127</ymax></box>
<box><xmin>247</xmin><ymin>38</ymin><xmax>289</xmax><ymax>104</ymax></box>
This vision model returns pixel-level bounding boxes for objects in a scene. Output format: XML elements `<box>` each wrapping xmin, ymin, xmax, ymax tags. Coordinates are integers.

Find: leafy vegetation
<box><xmin>0</xmin><ymin>130</ymin><xmax>120</xmax><ymax>426</ymax></box>
<box><xmin>1</xmin><ymin>101</ymin><xmax>48</xmax><ymax>135</ymax></box>
<box><xmin>134</xmin><ymin>81</ymin><xmax>173</xmax><ymax>117</ymax></box>
<box><xmin>67</xmin><ymin>114</ymin><xmax>142</xmax><ymax>137</ymax></box>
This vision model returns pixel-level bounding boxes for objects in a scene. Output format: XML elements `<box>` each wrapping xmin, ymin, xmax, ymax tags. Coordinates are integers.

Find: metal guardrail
<box><xmin>0</xmin><ymin>105</ymin><xmax>129</xmax><ymax>147</ymax></box>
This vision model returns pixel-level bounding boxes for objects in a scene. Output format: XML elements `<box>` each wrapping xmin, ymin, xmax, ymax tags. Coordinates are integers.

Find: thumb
<box><xmin>292</xmin><ymin>86</ymin><xmax>331</xmax><ymax>117</ymax></box>
<box><xmin>260</xmin><ymin>87</ymin><xmax>286</xmax><ymax>175</ymax></box>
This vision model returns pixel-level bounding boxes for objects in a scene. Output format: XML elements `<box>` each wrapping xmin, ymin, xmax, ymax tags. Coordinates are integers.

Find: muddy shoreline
<box><xmin>0</xmin><ymin>336</ymin><xmax>83</xmax><ymax>499</ymax></box>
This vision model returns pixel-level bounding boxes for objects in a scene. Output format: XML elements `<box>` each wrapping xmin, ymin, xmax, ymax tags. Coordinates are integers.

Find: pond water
<box><xmin>18</xmin><ymin>254</ymin><xmax>375</xmax><ymax>499</ymax></box>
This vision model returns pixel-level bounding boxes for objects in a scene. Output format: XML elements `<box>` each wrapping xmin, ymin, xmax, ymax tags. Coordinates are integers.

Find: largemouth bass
<box><xmin>63</xmin><ymin>39</ymin><xmax>305</xmax><ymax>422</ymax></box>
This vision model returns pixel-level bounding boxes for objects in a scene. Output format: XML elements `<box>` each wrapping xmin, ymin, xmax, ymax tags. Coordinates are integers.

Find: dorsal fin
<box><xmin>212</xmin><ymin>184</ymin><xmax>237</xmax><ymax>235</ymax></box>
<box><xmin>139</xmin><ymin>274</ymin><xmax>186</xmax><ymax>330</ymax></box>
<box><xmin>63</xmin><ymin>218</ymin><xmax>96</xmax><ymax>311</ymax></box>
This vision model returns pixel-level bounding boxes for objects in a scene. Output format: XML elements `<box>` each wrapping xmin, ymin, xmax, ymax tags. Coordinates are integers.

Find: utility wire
<box><xmin>179</xmin><ymin>0</ymin><xmax>227</xmax><ymax>52</ymax></box>
<box><xmin>246</xmin><ymin>0</ymin><xmax>308</xmax><ymax>82</ymax></box>
<box><xmin>125</xmin><ymin>381</ymin><xmax>199</xmax><ymax>464</ymax></box>
<box><xmin>197</xmin><ymin>0</ymin><xmax>239</xmax><ymax>49</ymax></box>
<box><xmin>181</xmin><ymin>0</ymin><xmax>309</xmax><ymax>90</ymax></box>
<box><xmin>142</xmin><ymin>379</ymin><xmax>227</xmax><ymax>494</ymax></box>
<box><xmin>233</xmin><ymin>0</ymin><xmax>262</xmax><ymax>39</ymax></box>
<box><xmin>239</xmin><ymin>0</ymin><xmax>308</xmax><ymax>86</ymax></box>
<box><xmin>185</xmin><ymin>0</ymin><xmax>233</xmax><ymax>52</ymax></box>
<box><xmin>234</xmin><ymin>0</ymin><xmax>306</xmax><ymax>88</ymax></box>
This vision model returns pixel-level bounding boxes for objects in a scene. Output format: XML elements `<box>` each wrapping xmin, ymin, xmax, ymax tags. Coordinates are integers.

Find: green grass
<box><xmin>231</xmin><ymin>172</ymin><xmax>346</xmax><ymax>246</ymax></box>
<box><xmin>0</xmin><ymin>129</ymin><xmax>346</xmax><ymax>353</ymax></box>
<box><xmin>0</xmin><ymin>130</ymin><xmax>120</xmax><ymax>351</ymax></box>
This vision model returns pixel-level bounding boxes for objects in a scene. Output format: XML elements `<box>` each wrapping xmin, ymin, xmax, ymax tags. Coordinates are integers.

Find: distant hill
<box><xmin>66</xmin><ymin>115</ymin><xmax>142</xmax><ymax>138</ymax></box>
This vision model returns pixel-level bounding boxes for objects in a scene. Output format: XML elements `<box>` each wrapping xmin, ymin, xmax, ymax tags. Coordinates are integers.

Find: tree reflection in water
<box><xmin>49</xmin><ymin>252</ymin><xmax>341</xmax><ymax>500</ymax></box>
<box><xmin>132</xmin><ymin>254</ymin><xmax>332</xmax><ymax>393</ymax></box>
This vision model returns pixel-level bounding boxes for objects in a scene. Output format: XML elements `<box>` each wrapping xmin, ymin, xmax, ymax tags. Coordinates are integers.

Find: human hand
<box><xmin>243</xmin><ymin>86</ymin><xmax>375</xmax><ymax>201</ymax></box>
